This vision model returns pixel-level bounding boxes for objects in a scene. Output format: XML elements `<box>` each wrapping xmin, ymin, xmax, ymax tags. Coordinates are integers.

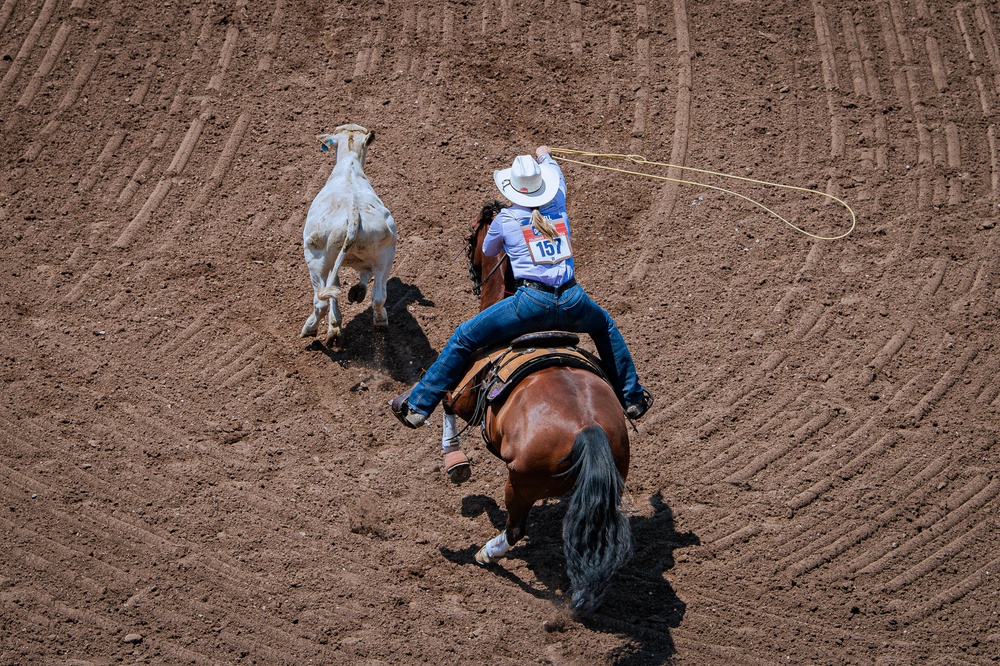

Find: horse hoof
<box><xmin>475</xmin><ymin>547</ymin><xmax>494</xmax><ymax>566</ymax></box>
<box><xmin>445</xmin><ymin>450</ymin><xmax>470</xmax><ymax>484</ymax></box>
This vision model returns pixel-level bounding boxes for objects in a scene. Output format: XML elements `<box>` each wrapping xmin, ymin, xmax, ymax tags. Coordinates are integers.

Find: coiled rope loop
<box><xmin>549</xmin><ymin>148</ymin><xmax>856</xmax><ymax>241</ymax></box>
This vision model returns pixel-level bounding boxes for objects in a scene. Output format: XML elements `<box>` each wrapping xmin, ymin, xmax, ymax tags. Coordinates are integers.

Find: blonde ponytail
<box><xmin>531</xmin><ymin>209</ymin><xmax>557</xmax><ymax>241</ymax></box>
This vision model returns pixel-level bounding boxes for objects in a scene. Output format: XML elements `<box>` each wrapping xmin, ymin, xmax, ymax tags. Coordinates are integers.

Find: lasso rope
<box><xmin>549</xmin><ymin>148</ymin><xmax>856</xmax><ymax>241</ymax></box>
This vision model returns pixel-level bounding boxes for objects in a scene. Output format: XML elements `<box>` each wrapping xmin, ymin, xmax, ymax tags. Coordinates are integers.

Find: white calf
<box><xmin>300</xmin><ymin>123</ymin><xmax>398</xmax><ymax>345</ymax></box>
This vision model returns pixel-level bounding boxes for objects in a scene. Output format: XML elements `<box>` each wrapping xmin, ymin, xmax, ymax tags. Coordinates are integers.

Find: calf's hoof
<box><xmin>348</xmin><ymin>284</ymin><xmax>366</xmax><ymax>303</ymax></box>
<box><xmin>322</xmin><ymin>328</ymin><xmax>342</xmax><ymax>347</ymax></box>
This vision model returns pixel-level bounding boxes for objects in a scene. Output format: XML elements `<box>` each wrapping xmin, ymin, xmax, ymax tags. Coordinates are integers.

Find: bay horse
<box><xmin>446</xmin><ymin>201</ymin><xmax>633</xmax><ymax>613</ymax></box>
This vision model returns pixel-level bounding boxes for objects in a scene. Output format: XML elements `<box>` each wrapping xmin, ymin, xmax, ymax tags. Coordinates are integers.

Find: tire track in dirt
<box><xmin>786</xmin><ymin>431</ymin><xmax>900</xmax><ymax>512</ymax></box>
<box><xmin>112</xmin><ymin>113</ymin><xmax>207</xmax><ymax>248</ymax></box>
<box><xmin>0</xmin><ymin>550</ymin><xmax>315</xmax><ymax>665</ymax></box>
<box><xmin>0</xmin><ymin>472</ymin><xmax>144</xmax><ymax>592</ymax></box>
<box><xmin>672</xmin><ymin>277</ymin><xmax>850</xmax><ymax>495</ymax></box>
<box><xmin>961</xmin><ymin>2</ymin><xmax>1000</xmax><ymax>216</ymax></box>
<box><xmin>958</xmin><ymin>5</ymin><xmax>996</xmax><ymax>116</ymax></box>
<box><xmin>2</xmin><ymin>522</ymin><xmax>139</xmax><ymax>595</ymax></box>
<box><xmin>255</xmin><ymin>0</ymin><xmax>283</xmax><ymax>73</ymax></box>
<box><xmin>14</xmin><ymin>18</ymin><xmax>69</xmax><ymax>109</ymax></box>
<box><xmin>904</xmin><ymin>346</ymin><xmax>979</xmax><ymax>423</ymax></box>
<box><xmin>760</xmin><ymin>338</ymin><xmax>983</xmax><ymax>589</ymax></box>
<box><xmin>104</xmin><ymin>2</ymin><xmax>234</xmax><ymax>250</ymax></box>
<box><xmin>207</xmin><ymin>1</ymin><xmax>245</xmax><ymax>92</ymax></box>
<box><xmin>0</xmin><ymin>0</ymin><xmax>57</xmax><ymax>105</ymax></box>
<box><xmin>853</xmin><ymin>475</ymin><xmax>999</xmax><ymax>578</ymax></box>
<box><xmin>165</xmin><ymin>109</ymin><xmax>251</xmax><ymax>244</ymax></box>
<box><xmin>841</xmin><ymin>8</ymin><xmax>889</xmax><ymax>173</ymax></box>
<box><xmin>0</xmin><ymin>412</ymin><xmax>344</xmax><ymax>663</ymax></box>
<box><xmin>822</xmin><ymin>468</ymin><xmax>989</xmax><ymax>581</ymax></box>
<box><xmin>77</xmin><ymin>127</ymin><xmax>125</xmax><ymax>193</ymax></box>
<box><xmin>114</xmin><ymin>130</ymin><xmax>170</xmax><ymax>208</ymax></box>
<box><xmin>709</xmin><ymin>6</ymin><xmax>998</xmax><ymax>631</ymax></box>
<box><xmin>0</xmin><ymin>588</ymin><xmax>124</xmax><ymax>635</ymax></box>
<box><xmin>7</xmin><ymin>540</ymin><xmax>119</xmax><ymax>599</ymax></box>
<box><xmin>779</xmin><ymin>453</ymin><xmax>952</xmax><ymax>578</ymax></box>
<box><xmin>0</xmin><ymin>0</ymin><xmax>19</xmax><ymax>36</ymax></box>
<box><xmin>627</xmin><ymin>0</ymin><xmax>688</xmax><ymax>285</ymax></box>
<box><xmin>897</xmin><ymin>553</ymin><xmax>1000</xmax><ymax>625</ymax></box>
<box><xmin>670</xmin><ymin>586</ymin><xmax>924</xmax><ymax>661</ymax></box>
<box><xmin>126</xmin><ymin>41</ymin><xmax>164</xmax><ymax>108</ymax></box>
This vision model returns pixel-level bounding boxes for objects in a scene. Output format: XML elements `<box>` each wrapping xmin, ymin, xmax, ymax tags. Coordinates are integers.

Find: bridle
<box><xmin>466</xmin><ymin>201</ymin><xmax>505</xmax><ymax>297</ymax></box>
<box><xmin>468</xmin><ymin>254</ymin><xmax>506</xmax><ymax>298</ymax></box>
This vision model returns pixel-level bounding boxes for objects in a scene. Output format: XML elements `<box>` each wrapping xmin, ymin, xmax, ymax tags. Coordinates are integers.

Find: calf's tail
<box><xmin>317</xmin><ymin>196</ymin><xmax>361</xmax><ymax>301</ymax></box>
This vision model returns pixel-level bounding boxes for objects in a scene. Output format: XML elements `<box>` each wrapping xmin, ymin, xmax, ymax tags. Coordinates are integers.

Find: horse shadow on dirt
<box><xmin>442</xmin><ymin>490</ymin><xmax>698</xmax><ymax>665</ymax></box>
<box><xmin>305</xmin><ymin>277</ymin><xmax>438</xmax><ymax>385</ymax></box>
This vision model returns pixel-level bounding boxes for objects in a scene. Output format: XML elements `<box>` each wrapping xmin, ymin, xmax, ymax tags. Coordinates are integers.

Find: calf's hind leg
<box><xmin>300</xmin><ymin>268</ymin><xmax>329</xmax><ymax>338</ymax></box>
<box><xmin>323</xmin><ymin>295</ymin><xmax>343</xmax><ymax>345</ymax></box>
<box><xmin>348</xmin><ymin>269</ymin><xmax>371</xmax><ymax>304</ymax></box>
<box><xmin>371</xmin><ymin>248</ymin><xmax>395</xmax><ymax>331</ymax></box>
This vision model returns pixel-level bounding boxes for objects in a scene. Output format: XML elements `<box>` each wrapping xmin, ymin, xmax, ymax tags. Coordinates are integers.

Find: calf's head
<box><xmin>317</xmin><ymin>123</ymin><xmax>376</xmax><ymax>167</ymax></box>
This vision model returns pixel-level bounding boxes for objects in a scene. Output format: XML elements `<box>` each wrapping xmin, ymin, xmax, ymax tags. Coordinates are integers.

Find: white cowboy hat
<box><xmin>493</xmin><ymin>155</ymin><xmax>560</xmax><ymax>207</ymax></box>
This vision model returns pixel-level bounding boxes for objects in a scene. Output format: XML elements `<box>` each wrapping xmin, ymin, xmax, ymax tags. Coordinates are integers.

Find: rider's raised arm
<box><xmin>536</xmin><ymin>153</ymin><xmax>566</xmax><ymax>196</ymax></box>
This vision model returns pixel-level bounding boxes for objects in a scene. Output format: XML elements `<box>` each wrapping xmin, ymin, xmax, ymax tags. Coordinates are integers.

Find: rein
<box><xmin>469</xmin><ymin>257</ymin><xmax>506</xmax><ymax>298</ymax></box>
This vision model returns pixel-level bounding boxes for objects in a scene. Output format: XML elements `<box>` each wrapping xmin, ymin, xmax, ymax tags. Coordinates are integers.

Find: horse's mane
<box><xmin>467</xmin><ymin>200</ymin><xmax>504</xmax><ymax>249</ymax></box>
<box><xmin>466</xmin><ymin>200</ymin><xmax>510</xmax><ymax>301</ymax></box>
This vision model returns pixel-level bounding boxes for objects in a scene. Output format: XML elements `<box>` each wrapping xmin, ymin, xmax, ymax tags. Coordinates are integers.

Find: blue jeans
<box><xmin>407</xmin><ymin>284</ymin><xmax>645</xmax><ymax>417</ymax></box>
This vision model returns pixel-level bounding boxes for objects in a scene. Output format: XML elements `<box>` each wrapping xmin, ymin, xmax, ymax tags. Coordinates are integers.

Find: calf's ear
<box><xmin>365</xmin><ymin>131</ymin><xmax>376</xmax><ymax>145</ymax></box>
<box><xmin>317</xmin><ymin>133</ymin><xmax>337</xmax><ymax>154</ymax></box>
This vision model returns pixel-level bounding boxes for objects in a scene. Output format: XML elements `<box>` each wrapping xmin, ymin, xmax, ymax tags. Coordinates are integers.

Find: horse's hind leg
<box><xmin>476</xmin><ymin>479</ymin><xmax>532</xmax><ymax>565</ymax></box>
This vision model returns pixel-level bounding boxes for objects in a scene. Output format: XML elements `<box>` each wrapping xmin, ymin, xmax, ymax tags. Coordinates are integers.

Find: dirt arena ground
<box><xmin>1</xmin><ymin>0</ymin><xmax>998</xmax><ymax>663</ymax></box>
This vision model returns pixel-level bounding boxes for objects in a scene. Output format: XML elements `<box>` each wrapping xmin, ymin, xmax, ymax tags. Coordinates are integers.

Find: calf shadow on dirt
<box><xmin>305</xmin><ymin>277</ymin><xmax>438</xmax><ymax>384</ymax></box>
<box><xmin>443</xmin><ymin>491</ymin><xmax>697</xmax><ymax>665</ymax></box>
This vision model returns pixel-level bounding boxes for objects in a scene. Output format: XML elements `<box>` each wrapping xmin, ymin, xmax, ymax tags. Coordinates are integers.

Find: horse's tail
<box><xmin>317</xmin><ymin>195</ymin><xmax>361</xmax><ymax>301</ymax></box>
<box><xmin>561</xmin><ymin>424</ymin><xmax>633</xmax><ymax>613</ymax></box>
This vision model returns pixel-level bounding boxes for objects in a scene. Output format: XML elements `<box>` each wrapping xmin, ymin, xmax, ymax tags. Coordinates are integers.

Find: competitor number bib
<box><xmin>521</xmin><ymin>217</ymin><xmax>573</xmax><ymax>265</ymax></box>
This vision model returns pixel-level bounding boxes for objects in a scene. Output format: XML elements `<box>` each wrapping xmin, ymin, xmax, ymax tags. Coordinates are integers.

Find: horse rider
<box><xmin>390</xmin><ymin>146</ymin><xmax>654</xmax><ymax>461</ymax></box>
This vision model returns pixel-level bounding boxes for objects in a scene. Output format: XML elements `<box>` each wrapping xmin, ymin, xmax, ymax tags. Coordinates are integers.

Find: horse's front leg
<box><xmin>476</xmin><ymin>478</ymin><xmax>532</xmax><ymax>565</ymax></box>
